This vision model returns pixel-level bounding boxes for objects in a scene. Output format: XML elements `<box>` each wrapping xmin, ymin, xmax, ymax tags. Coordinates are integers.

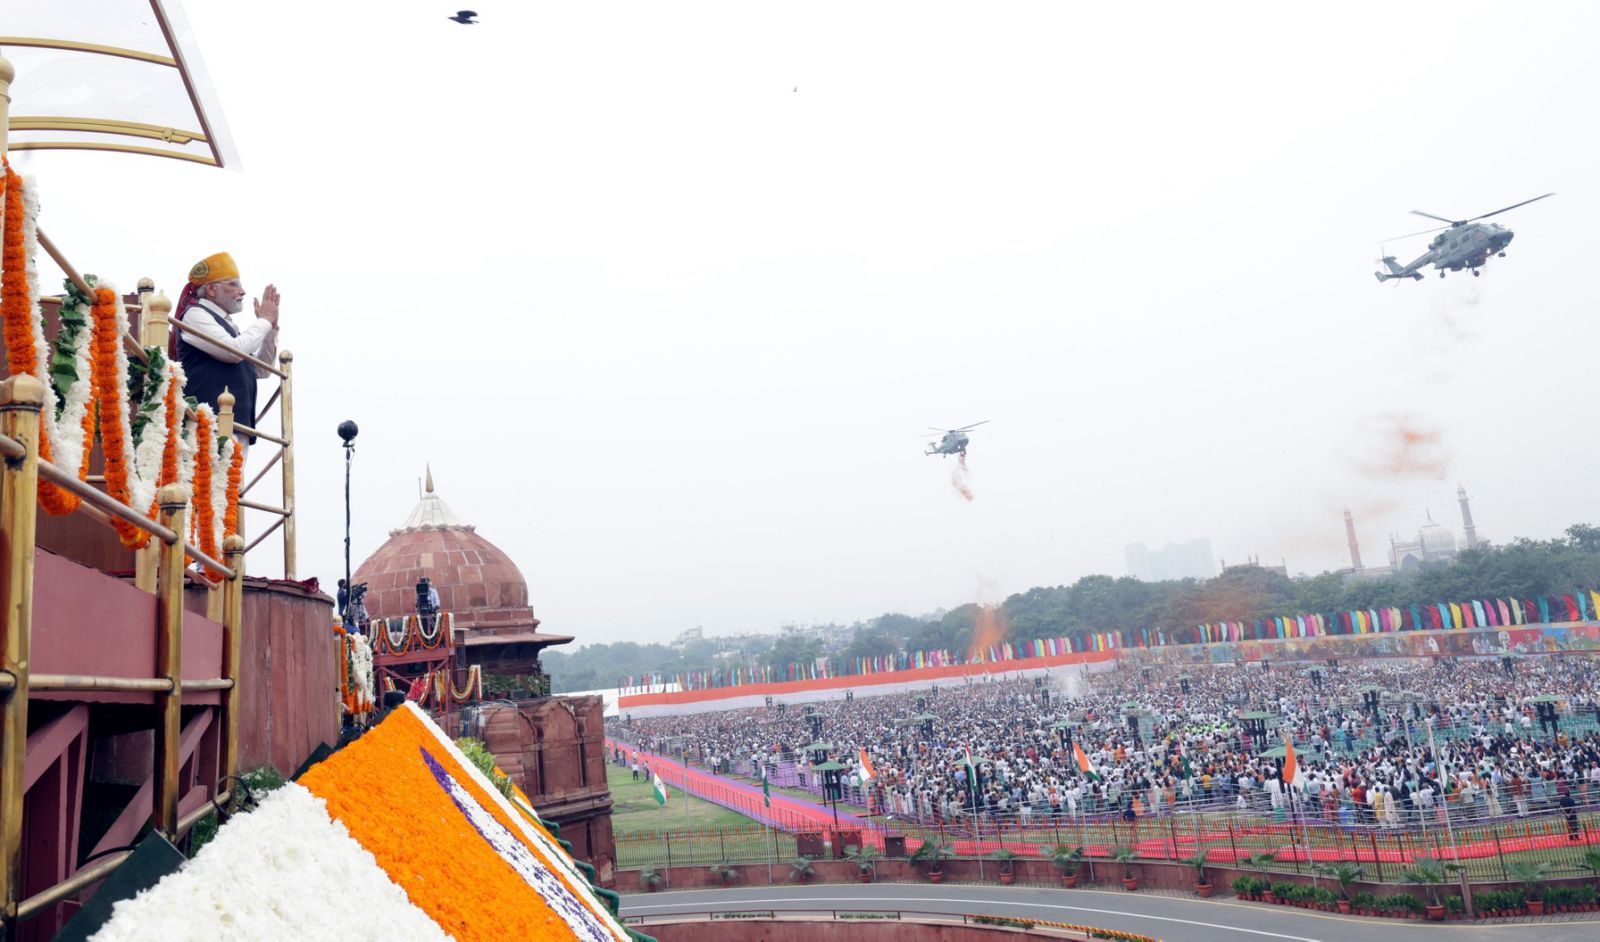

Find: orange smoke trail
<box><xmin>1358</xmin><ymin>415</ymin><xmax>1448</xmax><ymax>480</ymax></box>
<box><xmin>967</xmin><ymin>605</ymin><xmax>1009</xmax><ymax>662</ymax></box>
<box><xmin>950</xmin><ymin>453</ymin><xmax>974</xmax><ymax>501</ymax></box>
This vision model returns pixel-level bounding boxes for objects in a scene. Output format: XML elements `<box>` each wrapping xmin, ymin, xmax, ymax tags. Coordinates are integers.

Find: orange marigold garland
<box><xmin>1</xmin><ymin>160</ymin><xmax>34</xmax><ymax>377</ymax></box>
<box><xmin>157</xmin><ymin>364</ymin><xmax>183</xmax><ymax>489</ymax></box>
<box><xmin>224</xmin><ymin>422</ymin><xmax>244</xmax><ymax>538</ymax></box>
<box><xmin>89</xmin><ymin>285</ymin><xmax>149</xmax><ymax>548</ymax></box>
<box><xmin>192</xmin><ymin>406</ymin><xmax>217</xmax><ymax>567</ymax></box>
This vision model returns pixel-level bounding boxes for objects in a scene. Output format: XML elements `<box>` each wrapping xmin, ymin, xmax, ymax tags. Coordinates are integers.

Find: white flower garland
<box><xmin>177</xmin><ymin>409</ymin><xmax>199</xmax><ymax>493</ymax></box>
<box><xmin>18</xmin><ymin>177</ymin><xmax>57</xmax><ymax>432</ymax></box>
<box><xmin>48</xmin><ymin>289</ymin><xmax>96</xmax><ymax>479</ymax></box>
<box><xmin>128</xmin><ymin>362</ymin><xmax>174</xmax><ymax>516</ymax></box>
<box><xmin>210</xmin><ymin>435</ymin><xmax>234</xmax><ymax>548</ymax></box>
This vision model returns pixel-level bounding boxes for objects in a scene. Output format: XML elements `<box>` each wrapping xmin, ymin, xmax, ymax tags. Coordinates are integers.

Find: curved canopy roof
<box><xmin>3</xmin><ymin>0</ymin><xmax>238</xmax><ymax>167</ymax></box>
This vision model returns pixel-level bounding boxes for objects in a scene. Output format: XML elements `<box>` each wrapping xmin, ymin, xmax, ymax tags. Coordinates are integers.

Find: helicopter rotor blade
<box><xmin>1469</xmin><ymin>192</ymin><xmax>1554</xmax><ymax>222</ymax></box>
<box><xmin>952</xmin><ymin>420</ymin><xmax>990</xmax><ymax>432</ymax></box>
<box><xmin>1376</xmin><ymin>224</ymin><xmax>1447</xmax><ymax>244</ymax></box>
<box><xmin>1409</xmin><ymin>210</ymin><xmax>1458</xmax><ymax>225</ymax></box>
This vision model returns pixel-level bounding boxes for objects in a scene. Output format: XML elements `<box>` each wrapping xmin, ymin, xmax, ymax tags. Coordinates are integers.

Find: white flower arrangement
<box><xmin>128</xmin><ymin>361</ymin><xmax>173</xmax><ymax>517</ymax></box>
<box><xmin>210</xmin><ymin>435</ymin><xmax>233</xmax><ymax>546</ymax></box>
<box><xmin>47</xmin><ymin>290</ymin><xmax>96</xmax><ymax>479</ymax></box>
<box><xmin>90</xmin><ymin>785</ymin><xmax>450</xmax><ymax>942</ymax></box>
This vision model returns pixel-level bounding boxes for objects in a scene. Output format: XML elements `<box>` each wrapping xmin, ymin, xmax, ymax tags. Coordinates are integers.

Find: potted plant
<box><xmin>1180</xmin><ymin>849</ymin><xmax>1212</xmax><ymax>897</ymax></box>
<box><xmin>1312</xmin><ymin>862</ymin><xmax>1363</xmax><ymax>914</ymax></box>
<box><xmin>790</xmin><ymin>856</ymin><xmax>815</xmax><ymax>883</ymax></box>
<box><xmin>910</xmin><ymin>839</ymin><xmax>955</xmax><ymax>884</ymax></box>
<box><xmin>1506</xmin><ymin>859</ymin><xmax>1553</xmax><ymax>915</ymax></box>
<box><xmin>1112</xmin><ymin>846</ymin><xmax>1139</xmax><ymax>891</ymax></box>
<box><xmin>1401</xmin><ymin>857</ymin><xmax>1459</xmax><ymax>922</ymax></box>
<box><xmin>708</xmin><ymin>860</ymin><xmax>742</xmax><ymax>885</ymax></box>
<box><xmin>989</xmin><ymin>848</ymin><xmax>1020</xmax><ymax>886</ymax></box>
<box><xmin>1051</xmin><ymin>845</ymin><xmax>1086</xmax><ymax>888</ymax></box>
<box><xmin>844</xmin><ymin>844</ymin><xmax>880</xmax><ymax>884</ymax></box>
<box><xmin>1238</xmin><ymin>853</ymin><xmax>1277</xmax><ymax>902</ymax></box>
<box><xmin>1351</xmin><ymin>891</ymin><xmax>1377</xmax><ymax>916</ymax></box>
<box><xmin>1583</xmin><ymin>851</ymin><xmax>1600</xmax><ymax>903</ymax></box>
<box><xmin>639</xmin><ymin>866</ymin><xmax>664</xmax><ymax>892</ymax></box>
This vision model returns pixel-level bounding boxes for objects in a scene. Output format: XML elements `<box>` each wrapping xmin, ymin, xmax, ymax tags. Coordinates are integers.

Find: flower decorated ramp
<box><xmin>93</xmin><ymin>704</ymin><xmax>630</xmax><ymax>941</ymax></box>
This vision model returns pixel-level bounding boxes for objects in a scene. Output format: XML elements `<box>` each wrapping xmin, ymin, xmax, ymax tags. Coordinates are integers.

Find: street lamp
<box><xmin>338</xmin><ymin>420</ymin><xmax>358</xmax><ymax>626</ymax></box>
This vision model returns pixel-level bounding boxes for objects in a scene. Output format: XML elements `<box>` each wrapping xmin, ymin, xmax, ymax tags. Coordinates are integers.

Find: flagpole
<box><xmin>657</xmin><ymin>780</ymin><xmax>670</xmax><ymax>888</ymax></box>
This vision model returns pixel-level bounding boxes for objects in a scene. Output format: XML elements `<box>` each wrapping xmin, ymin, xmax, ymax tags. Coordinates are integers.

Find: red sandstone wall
<box><xmin>481</xmin><ymin>694</ymin><xmax>616</xmax><ymax>882</ymax></box>
<box><xmin>232</xmin><ymin>578</ymin><xmax>339</xmax><ymax>775</ymax></box>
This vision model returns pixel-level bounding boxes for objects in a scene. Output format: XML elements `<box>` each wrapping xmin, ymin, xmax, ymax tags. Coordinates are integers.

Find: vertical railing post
<box><xmin>277</xmin><ymin>350</ymin><xmax>295</xmax><ymax>579</ymax></box>
<box><xmin>0</xmin><ymin>375</ymin><xmax>44</xmax><ymax>935</ymax></box>
<box><xmin>220</xmin><ymin>534</ymin><xmax>245</xmax><ymax>786</ymax></box>
<box><xmin>133</xmin><ymin>289</ymin><xmax>171</xmax><ymax>593</ymax></box>
<box><xmin>206</xmin><ymin>390</ymin><xmax>234</xmax><ymax>622</ymax></box>
<box><xmin>153</xmin><ymin>484</ymin><xmax>191</xmax><ymax>839</ymax></box>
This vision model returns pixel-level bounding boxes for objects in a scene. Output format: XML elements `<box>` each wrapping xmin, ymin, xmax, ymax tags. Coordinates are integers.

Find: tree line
<box><xmin>542</xmin><ymin>524</ymin><xmax>1600</xmax><ymax>693</ymax></box>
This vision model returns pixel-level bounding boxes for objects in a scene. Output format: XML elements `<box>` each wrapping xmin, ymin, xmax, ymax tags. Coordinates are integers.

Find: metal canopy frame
<box><xmin>2</xmin><ymin>0</ymin><xmax>231</xmax><ymax>168</ymax></box>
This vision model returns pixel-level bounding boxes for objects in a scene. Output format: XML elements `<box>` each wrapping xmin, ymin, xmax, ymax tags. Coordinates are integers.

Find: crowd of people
<box><xmin>610</xmin><ymin>654</ymin><xmax>1600</xmax><ymax>833</ymax></box>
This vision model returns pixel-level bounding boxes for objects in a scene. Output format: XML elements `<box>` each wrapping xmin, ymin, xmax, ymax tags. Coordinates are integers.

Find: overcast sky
<box><xmin>17</xmin><ymin>1</ymin><xmax>1600</xmax><ymax>645</ymax></box>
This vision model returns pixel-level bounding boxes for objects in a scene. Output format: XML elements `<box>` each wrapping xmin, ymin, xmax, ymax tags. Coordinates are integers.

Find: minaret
<box><xmin>1458</xmin><ymin>485</ymin><xmax>1478</xmax><ymax>548</ymax></box>
<box><xmin>1344</xmin><ymin>508</ymin><xmax>1363</xmax><ymax>572</ymax></box>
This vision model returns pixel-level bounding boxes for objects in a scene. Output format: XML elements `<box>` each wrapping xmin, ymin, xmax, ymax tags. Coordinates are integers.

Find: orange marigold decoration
<box><xmin>224</xmin><ymin>428</ymin><xmax>244</xmax><ymax>538</ymax></box>
<box><xmin>89</xmin><ymin>286</ymin><xmax>149</xmax><ymax>548</ymax></box>
<box><xmin>192</xmin><ymin>407</ymin><xmax>217</xmax><ymax>568</ymax></box>
<box><xmin>1</xmin><ymin>160</ymin><xmax>34</xmax><ymax>377</ymax></box>
<box><xmin>2</xmin><ymin>161</ymin><xmax>81</xmax><ymax>513</ymax></box>
<box><xmin>157</xmin><ymin>365</ymin><xmax>183</xmax><ymax>489</ymax></box>
<box><xmin>298</xmin><ymin>707</ymin><xmax>626</xmax><ymax>941</ymax></box>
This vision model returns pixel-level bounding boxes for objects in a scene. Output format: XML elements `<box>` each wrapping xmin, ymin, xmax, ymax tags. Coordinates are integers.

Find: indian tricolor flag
<box><xmin>858</xmin><ymin>748</ymin><xmax>876</xmax><ymax>783</ymax></box>
<box><xmin>90</xmin><ymin>704</ymin><xmax>629</xmax><ymax>941</ymax></box>
<box><xmin>1073</xmin><ymin>740</ymin><xmax>1102</xmax><ymax>782</ymax></box>
<box><xmin>652</xmin><ymin>768</ymin><xmax>670</xmax><ymax>806</ymax></box>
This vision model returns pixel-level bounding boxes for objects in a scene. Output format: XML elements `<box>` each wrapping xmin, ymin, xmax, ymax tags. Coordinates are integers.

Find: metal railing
<box><xmin>0</xmin><ymin>381</ymin><xmax>248</xmax><ymax>931</ymax></box>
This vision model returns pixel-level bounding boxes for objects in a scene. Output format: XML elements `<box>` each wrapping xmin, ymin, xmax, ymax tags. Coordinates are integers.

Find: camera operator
<box><xmin>338</xmin><ymin>579</ymin><xmax>369</xmax><ymax>633</ymax></box>
<box><xmin>416</xmin><ymin>577</ymin><xmax>441</xmax><ymax>635</ymax></box>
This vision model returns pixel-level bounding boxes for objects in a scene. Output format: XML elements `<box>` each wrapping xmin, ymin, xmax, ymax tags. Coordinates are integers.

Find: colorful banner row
<box><xmin>619</xmin><ymin>588</ymin><xmax>1600</xmax><ymax>693</ymax></box>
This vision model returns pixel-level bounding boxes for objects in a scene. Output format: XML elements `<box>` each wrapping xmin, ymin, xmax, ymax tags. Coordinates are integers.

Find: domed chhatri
<box><xmin>354</xmin><ymin>469</ymin><xmax>542</xmax><ymax>637</ymax></box>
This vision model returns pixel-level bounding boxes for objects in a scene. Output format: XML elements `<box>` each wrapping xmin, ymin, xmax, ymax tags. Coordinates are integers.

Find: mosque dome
<box><xmin>1418</xmin><ymin>516</ymin><xmax>1458</xmax><ymax>557</ymax></box>
<box><xmin>352</xmin><ymin>468</ymin><xmax>540</xmax><ymax>636</ymax></box>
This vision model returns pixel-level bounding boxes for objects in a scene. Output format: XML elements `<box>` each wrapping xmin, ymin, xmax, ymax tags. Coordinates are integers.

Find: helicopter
<box><xmin>925</xmin><ymin>421</ymin><xmax>988</xmax><ymax>457</ymax></box>
<box><xmin>1374</xmin><ymin>193</ymin><xmax>1552</xmax><ymax>282</ymax></box>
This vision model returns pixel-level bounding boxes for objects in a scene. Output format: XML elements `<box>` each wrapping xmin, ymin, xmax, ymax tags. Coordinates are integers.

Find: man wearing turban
<box><xmin>174</xmin><ymin>252</ymin><xmax>279</xmax><ymax>447</ymax></box>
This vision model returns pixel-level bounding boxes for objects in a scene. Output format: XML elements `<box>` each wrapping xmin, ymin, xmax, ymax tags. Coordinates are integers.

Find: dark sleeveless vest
<box><xmin>177</xmin><ymin>303</ymin><xmax>257</xmax><ymax>443</ymax></box>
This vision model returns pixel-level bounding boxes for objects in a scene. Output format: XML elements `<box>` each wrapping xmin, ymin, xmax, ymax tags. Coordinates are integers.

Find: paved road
<box><xmin>622</xmin><ymin>883</ymin><xmax>1600</xmax><ymax>941</ymax></box>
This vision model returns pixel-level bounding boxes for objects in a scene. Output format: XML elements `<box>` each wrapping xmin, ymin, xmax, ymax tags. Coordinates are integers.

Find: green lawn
<box><xmin>607</xmin><ymin>763</ymin><xmax>800</xmax><ymax>868</ymax></box>
<box><xmin>608</xmin><ymin>763</ymin><xmax>762</xmax><ymax>833</ymax></box>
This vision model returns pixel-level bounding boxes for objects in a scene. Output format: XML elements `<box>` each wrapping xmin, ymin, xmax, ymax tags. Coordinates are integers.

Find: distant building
<box><xmin>1221</xmin><ymin>555</ymin><xmax>1289</xmax><ymax>578</ymax></box>
<box><xmin>1126</xmin><ymin>538</ymin><xmax>1216</xmax><ymax>582</ymax></box>
<box><xmin>1389</xmin><ymin>512</ymin><xmax>1460</xmax><ymax>572</ymax></box>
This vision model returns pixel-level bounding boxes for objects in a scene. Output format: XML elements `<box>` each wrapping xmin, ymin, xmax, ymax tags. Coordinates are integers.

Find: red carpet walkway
<box><xmin>608</xmin><ymin>740</ymin><xmax>878</xmax><ymax>843</ymax></box>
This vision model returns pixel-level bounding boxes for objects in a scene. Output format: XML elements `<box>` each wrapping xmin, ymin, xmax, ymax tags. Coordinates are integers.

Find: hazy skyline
<box><xmin>16</xmin><ymin>1</ymin><xmax>1600</xmax><ymax>646</ymax></box>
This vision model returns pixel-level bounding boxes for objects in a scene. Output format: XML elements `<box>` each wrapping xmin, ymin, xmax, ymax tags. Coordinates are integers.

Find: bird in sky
<box><xmin>448</xmin><ymin>10</ymin><xmax>478</xmax><ymax>24</ymax></box>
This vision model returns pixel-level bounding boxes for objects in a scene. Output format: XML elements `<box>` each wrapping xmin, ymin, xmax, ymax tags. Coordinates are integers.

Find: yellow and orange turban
<box><xmin>187</xmin><ymin>252</ymin><xmax>239</xmax><ymax>285</ymax></box>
